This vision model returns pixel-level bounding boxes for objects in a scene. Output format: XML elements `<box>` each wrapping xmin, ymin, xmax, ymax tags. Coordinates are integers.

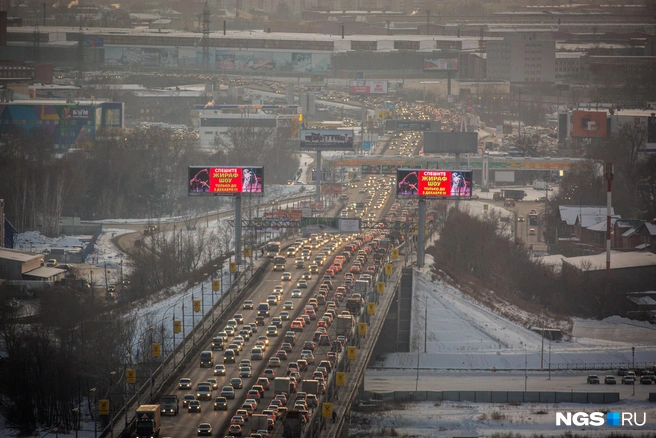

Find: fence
<box><xmin>369</xmin><ymin>361</ymin><xmax>656</xmax><ymax>372</ymax></box>
<box><xmin>107</xmin><ymin>262</ymin><xmax>264</xmax><ymax>438</ymax></box>
<box><xmin>82</xmin><ymin>224</ymin><xmax>103</xmax><ymax>260</ymax></box>
<box><xmin>363</xmin><ymin>390</ymin><xmax>620</xmax><ymax>405</ymax></box>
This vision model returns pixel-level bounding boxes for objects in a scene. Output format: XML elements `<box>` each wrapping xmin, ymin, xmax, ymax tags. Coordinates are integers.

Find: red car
<box><xmin>276</xmin><ymin>350</ymin><xmax>288</xmax><ymax>360</ymax></box>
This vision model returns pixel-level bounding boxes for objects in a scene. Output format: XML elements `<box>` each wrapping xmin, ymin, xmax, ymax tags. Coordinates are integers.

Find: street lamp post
<box><xmin>632</xmin><ymin>346</ymin><xmax>635</xmax><ymax>369</ymax></box>
<box><xmin>212</xmin><ymin>264</ymin><xmax>218</xmax><ymax>323</ymax></box>
<box><xmin>202</xmin><ymin>273</ymin><xmax>208</xmax><ymax>334</ymax></box>
<box><xmin>192</xmin><ymin>282</ymin><xmax>198</xmax><ymax>345</ymax></box>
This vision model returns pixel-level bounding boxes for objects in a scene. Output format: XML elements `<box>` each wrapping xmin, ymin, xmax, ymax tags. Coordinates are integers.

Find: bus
<box><xmin>265</xmin><ymin>241</ymin><xmax>281</xmax><ymax>258</ymax></box>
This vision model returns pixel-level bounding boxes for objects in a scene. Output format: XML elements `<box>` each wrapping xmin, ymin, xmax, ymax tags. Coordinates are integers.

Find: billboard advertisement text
<box><xmin>397</xmin><ymin>169</ymin><xmax>473</xmax><ymax>198</ymax></box>
<box><xmin>349</xmin><ymin>80</ymin><xmax>388</xmax><ymax>95</ymax></box>
<box><xmin>188</xmin><ymin>166</ymin><xmax>263</xmax><ymax>195</ymax></box>
<box><xmin>423</xmin><ymin>58</ymin><xmax>459</xmax><ymax>71</ymax></box>
<box><xmin>300</xmin><ymin>129</ymin><xmax>354</xmax><ymax>151</ymax></box>
<box><xmin>572</xmin><ymin>110</ymin><xmax>608</xmax><ymax>138</ymax></box>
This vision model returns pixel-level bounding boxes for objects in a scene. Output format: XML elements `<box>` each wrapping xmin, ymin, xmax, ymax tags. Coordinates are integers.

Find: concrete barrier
<box><xmin>367</xmin><ymin>390</ymin><xmax>621</xmax><ymax>405</ymax></box>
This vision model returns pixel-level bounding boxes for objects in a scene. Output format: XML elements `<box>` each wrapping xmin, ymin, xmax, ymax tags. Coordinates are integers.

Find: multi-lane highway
<box><xmin>150</xmin><ymin>182</ymin><xmax>398</xmax><ymax>438</ymax></box>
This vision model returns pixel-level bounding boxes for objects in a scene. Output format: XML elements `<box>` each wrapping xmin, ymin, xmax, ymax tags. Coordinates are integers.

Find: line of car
<box><xmin>587</xmin><ymin>368</ymin><xmax>656</xmax><ymax>385</ymax></box>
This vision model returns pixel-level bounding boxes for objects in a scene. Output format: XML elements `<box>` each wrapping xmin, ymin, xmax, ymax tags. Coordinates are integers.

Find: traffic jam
<box><xmin>156</xmin><ymin>176</ymin><xmax>405</xmax><ymax>438</ymax></box>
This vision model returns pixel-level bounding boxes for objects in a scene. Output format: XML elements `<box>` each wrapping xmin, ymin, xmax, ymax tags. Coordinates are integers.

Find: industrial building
<box><xmin>0</xmin><ymin>99</ymin><xmax>124</xmax><ymax>151</ymax></box>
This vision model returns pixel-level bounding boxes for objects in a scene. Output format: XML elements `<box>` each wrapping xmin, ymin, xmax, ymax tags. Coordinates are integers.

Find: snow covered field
<box><xmin>360</xmin><ymin>255</ymin><xmax>656</xmax><ymax>437</ymax></box>
<box><xmin>348</xmin><ymin>399</ymin><xmax>656</xmax><ymax>438</ymax></box>
<box><xmin>376</xmin><ymin>256</ymin><xmax>656</xmax><ymax>371</ymax></box>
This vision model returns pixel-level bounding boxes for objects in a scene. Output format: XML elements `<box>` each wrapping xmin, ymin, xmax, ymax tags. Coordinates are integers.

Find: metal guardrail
<box><xmin>104</xmin><ymin>263</ymin><xmax>265</xmax><ymax>438</ymax></box>
<box><xmin>363</xmin><ymin>390</ymin><xmax>621</xmax><ymax>404</ymax></box>
<box><xmin>368</xmin><ymin>362</ymin><xmax>656</xmax><ymax>372</ymax></box>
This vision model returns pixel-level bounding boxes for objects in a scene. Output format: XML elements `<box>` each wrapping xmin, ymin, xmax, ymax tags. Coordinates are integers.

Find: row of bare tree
<box><xmin>0</xmin><ymin>283</ymin><xmax>140</xmax><ymax>435</ymax></box>
<box><xmin>431</xmin><ymin>206</ymin><xmax>635</xmax><ymax>319</ymax></box>
<box><xmin>0</xmin><ymin>125</ymin><xmax>301</xmax><ymax>236</ymax></box>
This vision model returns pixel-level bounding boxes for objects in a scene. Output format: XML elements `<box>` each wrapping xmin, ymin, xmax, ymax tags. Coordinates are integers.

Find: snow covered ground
<box><xmin>348</xmin><ymin>399</ymin><xmax>656</xmax><ymax>438</ymax></box>
<box><xmin>358</xmin><ymin>254</ymin><xmax>656</xmax><ymax>437</ymax></box>
<box><xmin>377</xmin><ymin>255</ymin><xmax>656</xmax><ymax>371</ymax></box>
<box><xmin>7</xmin><ymin>180</ymin><xmax>655</xmax><ymax>437</ymax></box>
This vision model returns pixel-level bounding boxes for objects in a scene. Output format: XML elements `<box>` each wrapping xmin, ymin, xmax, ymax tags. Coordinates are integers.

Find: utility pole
<box><xmin>424</xmin><ymin>296</ymin><xmax>428</xmax><ymax>353</ymax></box>
<box><xmin>605</xmin><ymin>163</ymin><xmax>614</xmax><ymax>279</ymax></box>
<box><xmin>518</xmin><ymin>89</ymin><xmax>522</xmax><ymax>140</ymax></box>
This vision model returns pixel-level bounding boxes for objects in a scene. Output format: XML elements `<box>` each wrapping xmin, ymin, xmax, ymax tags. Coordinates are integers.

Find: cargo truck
<box><xmin>346</xmin><ymin>297</ymin><xmax>362</xmax><ymax>315</ymax></box>
<box><xmin>493</xmin><ymin>189</ymin><xmax>527</xmax><ymax>201</ymax></box>
<box><xmin>302</xmin><ymin>379</ymin><xmax>319</xmax><ymax>396</ymax></box>
<box><xmin>251</xmin><ymin>413</ymin><xmax>269</xmax><ymax>432</ymax></box>
<box><xmin>335</xmin><ymin>314</ymin><xmax>354</xmax><ymax>336</ymax></box>
<box><xmin>532</xmin><ymin>181</ymin><xmax>549</xmax><ymax>190</ymax></box>
<box><xmin>273</xmin><ymin>377</ymin><xmax>291</xmax><ymax>396</ymax></box>
<box><xmin>159</xmin><ymin>395</ymin><xmax>178</xmax><ymax>416</ymax></box>
<box><xmin>283</xmin><ymin>410</ymin><xmax>305</xmax><ymax>438</ymax></box>
<box><xmin>353</xmin><ymin>279</ymin><xmax>369</xmax><ymax>295</ymax></box>
<box><xmin>135</xmin><ymin>404</ymin><xmax>161</xmax><ymax>438</ymax></box>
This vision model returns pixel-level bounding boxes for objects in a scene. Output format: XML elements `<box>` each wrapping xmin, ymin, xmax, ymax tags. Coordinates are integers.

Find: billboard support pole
<box><xmin>361</xmin><ymin>96</ymin><xmax>366</xmax><ymax>149</ymax></box>
<box><xmin>447</xmin><ymin>71</ymin><xmax>452</xmax><ymax>101</ymax></box>
<box><xmin>417</xmin><ymin>198</ymin><xmax>426</xmax><ymax>268</ymax></box>
<box><xmin>316</xmin><ymin>151</ymin><xmax>322</xmax><ymax>203</ymax></box>
<box><xmin>235</xmin><ymin>194</ymin><xmax>242</xmax><ymax>266</ymax></box>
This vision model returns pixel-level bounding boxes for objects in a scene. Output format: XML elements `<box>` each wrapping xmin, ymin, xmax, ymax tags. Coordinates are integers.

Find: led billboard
<box><xmin>571</xmin><ymin>110</ymin><xmax>608</xmax><ymax>138</ymax></box>
<box><xmin>300</xmin><ymin>129</ymin><xmax>354</xmax><ymax>151</ymax></box>
<box><xmin>188</xmin><ymin>166</ymin><xmax>264</xmax><ymax>195</ymax></box>
<box><xmin>349</xmin><ymin>80</ymin><xmax>388</xmax><ymax>95</ymax></box>
<box><xmin>396</xmin><ymin>169</ymin><xmax>473</xmax><ymax>198</ymax></box>
<box><xmin>423</xmin><ymin>132</ymin><xmax>478</xmax><ymax>154</ymax></box>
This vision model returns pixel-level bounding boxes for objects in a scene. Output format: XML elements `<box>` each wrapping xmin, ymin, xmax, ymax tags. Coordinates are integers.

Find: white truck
<box><xmin>533</xmin><ymin>180</ymin><xmax>549</xmax><ymax>190</ymax></box>
<box><xmin>336</xmin><ymin>314</ymin><xmax>354</xmax><ymax>336</ymax></box>
<box><xmin>273</xmin><ymin>377</ymin><xmax>291</xmax><ymax>396</ymax></box>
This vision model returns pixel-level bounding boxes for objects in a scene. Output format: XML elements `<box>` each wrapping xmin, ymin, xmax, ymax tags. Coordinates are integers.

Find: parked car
<box><xmin>622</xmin><ymin>375</ymin><xmax>635</xmax><ymax>384</ymax></box>
<box><xmin>604</xmin><ymin>375</ymin><xmax>617</xmax><ymax>384</ymax></box>
<box><xmin>587</xmin><ymin>375</ymin><xmax>600</xmax><ymax>384</ymax></box>
<box><xmin>640</xmin><ymin>375</ymin><xmax>653</xmax><ymax>384</ymax></box>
